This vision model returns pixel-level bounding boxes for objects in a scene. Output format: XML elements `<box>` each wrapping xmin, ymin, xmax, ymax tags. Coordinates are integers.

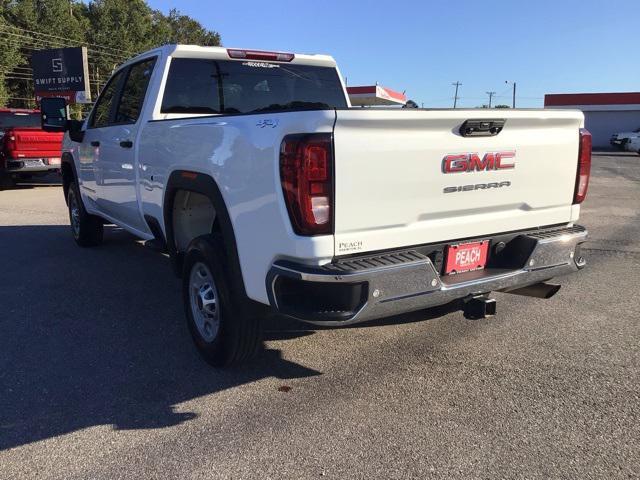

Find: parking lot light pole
<box><xmin>505</xmin><ymin>81</ymin><xmax>516</xmax><ymax>108</ymax></box>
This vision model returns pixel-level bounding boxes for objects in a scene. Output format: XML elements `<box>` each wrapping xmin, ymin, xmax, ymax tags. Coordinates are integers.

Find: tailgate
<box><xmin>10</xmin><ymin>129</ymin><xmax>63</xmax><ymax>157</ymax></box>
<box><xmin>332</xmin><ymin>109</ymin><xmax>583</xmax><ymax>255</ymax></box>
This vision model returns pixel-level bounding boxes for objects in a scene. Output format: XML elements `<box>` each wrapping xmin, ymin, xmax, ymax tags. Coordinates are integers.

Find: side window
<box><xmin>161</xmin><ymin>58</ymin><xmax>221</xmax><ymax>114</ymax></box>
<box><xmin>90</xmin><ymin>69</ymin><xmax>125</xmax><ymax>128</ymax></box>
<box><xmin>115</xmin><ymin>58</ymin><xmax>157</xmax><ymax>124</ymax></box>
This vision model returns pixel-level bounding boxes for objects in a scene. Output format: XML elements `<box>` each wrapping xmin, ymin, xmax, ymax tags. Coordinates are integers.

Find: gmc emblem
<box><xmin>442</xmin><ymin>151</ymin><xmax>515</xmax><ymax>173</ymax></box>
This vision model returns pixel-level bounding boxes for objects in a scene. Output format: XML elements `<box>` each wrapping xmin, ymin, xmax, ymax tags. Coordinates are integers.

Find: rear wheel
<box><xmin>67</xmin><ymin>181</ymin><xmax>103</xmax><ymax>247</ymax></box>
<box><xmin>182</xmin><ymin>233</ymin><xmax>261</xmax><ymax>366</ymax></box>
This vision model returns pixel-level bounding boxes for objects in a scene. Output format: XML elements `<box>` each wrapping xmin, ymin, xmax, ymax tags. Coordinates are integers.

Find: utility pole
<box><xmin>486</xmin><ymin>91</ymin><xmax>496</xmax><ymax>108</ymax></box>
<box><xmin>452</xmin><ymin>81</ymin><xmax>461</xmax><ymax>108</ymax></box>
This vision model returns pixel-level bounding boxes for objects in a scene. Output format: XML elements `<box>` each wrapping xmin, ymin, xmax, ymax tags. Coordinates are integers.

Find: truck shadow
<box><xmin>0</xmin><ymin>225</ymin><xmax>321</xmax><ymax>451</ymax></box>
<box><xmin>1</xmin><ymin>172</ymin><xmax>62</xmax><ymax>190</ymax></box>
<box><xmin>0</xmin><ymin>223</ymin><xmax>464</xmax><ymax>451</ymax></box>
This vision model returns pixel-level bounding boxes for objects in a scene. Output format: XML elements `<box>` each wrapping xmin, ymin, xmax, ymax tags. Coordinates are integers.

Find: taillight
<box><xmin>5</xmin><ymin>131</ymin><xmax>17</xmax><ymax>156</ymax></box>
<box><xmin>227</xmin><ymin>49</ymin><xmax>295</xmax><ymax>62</ymax></box>
<box><xmin>574</xmin><ymin>128</ymin><xmax>592</xmax><ymax>204</ymax></box>
<box><xmin>280</xmin><ymin>134</ymin><xmax>333</xmax><ymax>236</ymax></box>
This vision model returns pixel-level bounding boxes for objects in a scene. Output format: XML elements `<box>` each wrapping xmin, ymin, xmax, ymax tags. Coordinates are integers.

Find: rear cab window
<box><xmin>160</xmin><ymin>58</ymin><xmax>348</xmax><ymax>115</ymax></box>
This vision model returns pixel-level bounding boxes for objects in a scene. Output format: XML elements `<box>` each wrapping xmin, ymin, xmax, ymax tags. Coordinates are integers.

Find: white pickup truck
<box><xmin>41</xmin><ymin>45</ymin><xmax>591</xmax><ymax>366</ymax></box>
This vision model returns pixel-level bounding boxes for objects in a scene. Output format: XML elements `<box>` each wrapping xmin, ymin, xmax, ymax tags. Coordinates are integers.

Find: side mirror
<box><xmin>40</xmin><ymin>97</ymin><xmax>68</xmax><ymax>132</ymax></box>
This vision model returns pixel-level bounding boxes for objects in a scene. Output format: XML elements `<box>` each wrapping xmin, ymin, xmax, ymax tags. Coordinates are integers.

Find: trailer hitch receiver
<box><xmin>463</xmin><ymin>295</ymin><xmax>496</xmax><ymax>320</ymax></box>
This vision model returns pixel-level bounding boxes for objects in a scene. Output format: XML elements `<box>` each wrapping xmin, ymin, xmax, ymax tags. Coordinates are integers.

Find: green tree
<box><xmin>0</xmin><ymin>2</ymin><xmax>25</xmax><ymax>105</ymax></box>
<box><xmin>86</xmin><ymin>0</ymin><xmax>154</xmax><ymax>81</ymax></box>
<box><xmin>1</xmin><ymin>0</ymin><xmax>89</xmax><ymax>107</ymax></box>
<box><xmin>151</xmin><ymin>8</ymin><xmax>221</xmax><ymax>47</ymax></box>
<box><xmin>0</xmin><ymin>0</ymin><xmax>221</xmax><ymax>108</ymax></box>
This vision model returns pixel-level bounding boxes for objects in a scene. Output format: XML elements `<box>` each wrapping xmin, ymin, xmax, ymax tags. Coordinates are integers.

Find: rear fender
<box><xmin>163</xmin><ymin>170</ymin><xmax>248</xmax><ymax>298</ymax></box>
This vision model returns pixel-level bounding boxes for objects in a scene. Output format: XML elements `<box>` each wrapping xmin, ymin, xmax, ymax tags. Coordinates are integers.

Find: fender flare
<box><xmin>61</xmin><ymin>151</ymin><xmax>79</xmax><ymax>204</ymax></box>
<box><xmin>163</xmin><ymin>170</ymin><xmax>248</xmax><ymax>298</ymax></box>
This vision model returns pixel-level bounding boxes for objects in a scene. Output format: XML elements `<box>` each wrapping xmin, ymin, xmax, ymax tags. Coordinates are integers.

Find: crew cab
<box><xmin>42</xmin><ymin>45</ymin><xmax>591</xmax><ymax>366</ymax></box>
<box><xmin>0</xmin><ymin>108</ymin><xmax>63</xmax><ymax>184</ymax></box>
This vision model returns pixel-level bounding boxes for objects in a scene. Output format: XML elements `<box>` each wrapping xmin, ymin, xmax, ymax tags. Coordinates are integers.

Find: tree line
<box><xmin>0</xmin><ymin>0</ymin><xmax>221</xmax><ymax>108</ymax></box>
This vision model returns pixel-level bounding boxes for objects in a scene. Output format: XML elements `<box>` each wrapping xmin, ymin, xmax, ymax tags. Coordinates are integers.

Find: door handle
<box><xmin>90</xmin><ymin>140</ymin><xmax>100</xmax><ymax>147</ymax></box>
<box><xmin>119</xmin><ymin>140</ymin><xmax>133</xmax><ymax>149</ymax></box>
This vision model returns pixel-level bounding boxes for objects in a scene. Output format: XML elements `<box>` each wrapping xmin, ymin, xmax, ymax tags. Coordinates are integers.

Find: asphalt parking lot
<box><xmin>0</xmin><ymin>152</ymin><xmax>638</xmax><ymax>479</ymax></box>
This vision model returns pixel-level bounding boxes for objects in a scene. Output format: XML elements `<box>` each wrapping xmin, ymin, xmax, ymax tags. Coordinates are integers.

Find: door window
<box><xmin>115</xmin><ymin>58</ymin><xmax>157</xmax><ymax>124</ymax></box>
<box><xmin>90</xmin><ymin>69</ymin><xmax>125</xmax><ymax>128</ymax></box>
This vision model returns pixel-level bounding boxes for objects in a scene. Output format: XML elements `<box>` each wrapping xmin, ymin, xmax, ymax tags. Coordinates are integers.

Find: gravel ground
<box><xmin>0</xmin><ymin>152</ymin><xmax>638</xmax><ymax>479</ymax></box>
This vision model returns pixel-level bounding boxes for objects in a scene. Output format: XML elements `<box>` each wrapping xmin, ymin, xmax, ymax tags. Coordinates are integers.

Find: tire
<box><xmin>67</xmin><ymin>181</ymin><xmax>104</xmax><ymax>247</ymax></box>
<box><xmin>182</xmin><ymin>233</ymin><xmax>261</xmax><ymax>367</ymax></box>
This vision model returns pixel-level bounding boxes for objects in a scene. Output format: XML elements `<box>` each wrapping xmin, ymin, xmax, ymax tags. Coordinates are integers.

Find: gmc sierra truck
<box><xmin>0</xmin><ymin>108</ymin><xmax>63</xmax><ymax>185</ymax></box>
<box><xmin>41</xmin><ymin>45</ymin><xmax>591</xmax><ymax>366</ymax></box>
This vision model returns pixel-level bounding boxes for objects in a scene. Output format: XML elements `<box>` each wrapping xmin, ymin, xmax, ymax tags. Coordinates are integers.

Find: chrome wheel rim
<box><xmin>69</xmin><ymin>191</ymin><xmax>80</xmax><ymax>239</ymax></box>
<box><xmin>189</xmin><ymin>262</ymin><xmax>220</xmax><ymax>343</ymax></box>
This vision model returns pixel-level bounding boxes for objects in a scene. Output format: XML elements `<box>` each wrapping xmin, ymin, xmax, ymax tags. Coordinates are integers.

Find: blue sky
<box><xmin>148</xmin><ymin>0</ymin><xmax>640</xmax><ymax>108</ymax></box>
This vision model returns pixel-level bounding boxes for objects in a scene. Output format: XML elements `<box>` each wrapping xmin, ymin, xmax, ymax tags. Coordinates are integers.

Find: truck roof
<box><xmin>124</xmin><ymin>44</ymin><xmax>338</xmax><ymax>69</ymax></box>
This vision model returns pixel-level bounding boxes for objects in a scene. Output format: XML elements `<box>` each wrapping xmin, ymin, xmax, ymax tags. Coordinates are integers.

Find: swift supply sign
<box><xmin>31</xmin><ymin>47</ymin><xmax>91</xmax><ymax>104</ymax></box>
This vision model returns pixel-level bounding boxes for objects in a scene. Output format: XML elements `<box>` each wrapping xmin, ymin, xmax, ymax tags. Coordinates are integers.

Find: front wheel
<box><xmin>182</xmin><ymin>234</ymin><xmax>261</xmax><ymax>366</ymax></box>
<box><xmin>67</xmin><ymin>181</ymin><xmax>104</xmax><ymax>247</ymax></box>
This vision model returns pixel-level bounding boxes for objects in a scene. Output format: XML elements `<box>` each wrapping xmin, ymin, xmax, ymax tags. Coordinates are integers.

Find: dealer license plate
<box><xmin>24</xmin><ymin>159</ymin><xmax>45</xmax><ymax>168</ymax></box>
<box><xmin>444</xmin><ymin>240</ymin><xmax>489</xmax><ymax>275</ymax></box>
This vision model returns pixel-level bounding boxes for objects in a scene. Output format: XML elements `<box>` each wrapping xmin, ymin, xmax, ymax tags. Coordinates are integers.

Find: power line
<box><xmin>1</xmin><ymin>67</ymin><xmax>108</xmax><ymax>82</ymax></box>
<box><xmin>2</xmin><ymin>96</ymin><xmax>40</xmax><ymax>101</ymax></box>
<box><xmin>0</xmin><ymin>39</ymin><xmax>129</xmax><ymax>64</ymax></box>
<box><xmin>1</xmin><ymin>64</ymin><xmax>106</xmax><ymax>80</ymax></box>
<box><xmin>2</xmin><ymin>71</ymin><xmax>103</xmax><ymax>86</ymax></box>
<box><xmin>2</xmin><ymin>24</ymin><xmax>136</xmax><ymax>56</ymax></box>
<box><xmin>0</xmin><ymin>29</ymin><xmax>130</xmax><ymax>61</ymax></box>
<box><xmin>0</xmin><ymin>34</ymin><xmax>125</xmax><ymax>60</ymax></box>
<box><xmin>1</xmin><ymin>38</ymin><xmax>126</xmax><ymax>64</ymax></box>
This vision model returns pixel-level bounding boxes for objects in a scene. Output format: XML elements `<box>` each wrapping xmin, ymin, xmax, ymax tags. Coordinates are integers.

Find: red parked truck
<box><xmin>0</xmin><ymin>108</ymin><xmax>63</xmax><ymax>185</ymax></box>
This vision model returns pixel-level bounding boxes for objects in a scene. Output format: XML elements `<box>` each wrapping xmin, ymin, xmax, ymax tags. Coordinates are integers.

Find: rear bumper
<box><xmin>4</xmin><ymin>158</ymin><xmax>61</xmax><ymax>173</ymax></box>
<box><xmin>267</xmin><ymin>225</ymin><xmax>588</xmax><ymax>326</ymax></box>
